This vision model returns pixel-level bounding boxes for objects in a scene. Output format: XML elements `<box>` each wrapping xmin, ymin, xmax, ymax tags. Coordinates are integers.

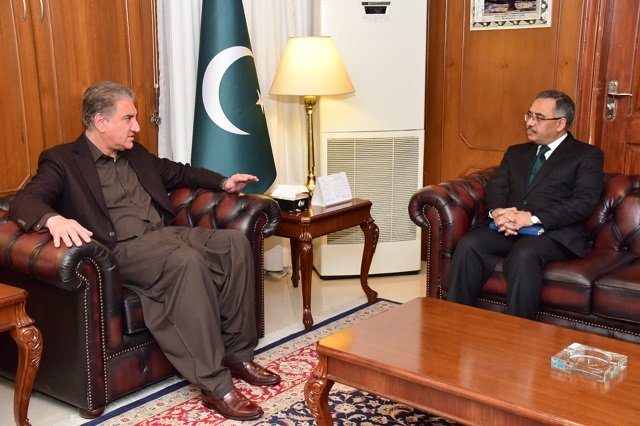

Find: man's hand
<box><xmin>224</xmin><ymin>174</ymin><xmax>259</xmax><ymax>192</ymax></box>
<box><xmin>45</xmin><ymin>215</ymin><xmax>93</xmax><ymax>248</ymax></box>
<box><xmin>492</xmin><ymin>208</ymin><xmax>535</xmax><ymax>236</ymax></box>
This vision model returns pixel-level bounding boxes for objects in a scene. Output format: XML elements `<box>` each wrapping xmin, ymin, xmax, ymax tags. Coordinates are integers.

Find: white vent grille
<box><xmin>325</xmin><ymin>136</ymin><xmax>420</xmax><ymax>245</ymax></box>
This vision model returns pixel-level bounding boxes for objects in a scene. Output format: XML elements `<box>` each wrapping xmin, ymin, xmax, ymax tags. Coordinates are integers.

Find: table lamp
<box><xmin>270</xmin><ymin>36</ymin><xmax>354</xmax><ymax>194</ymax></box>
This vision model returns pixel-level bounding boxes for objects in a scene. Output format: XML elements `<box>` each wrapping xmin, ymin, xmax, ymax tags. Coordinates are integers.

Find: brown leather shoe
<box><xmin>226</xmin><ymin>361</ymin><xmax>282</xmax><ymax>386</ymax></box>
<box><xmin>201</xmin><ymin>388</ymin><xmax>263</xmax><ymax>420</ymax></box>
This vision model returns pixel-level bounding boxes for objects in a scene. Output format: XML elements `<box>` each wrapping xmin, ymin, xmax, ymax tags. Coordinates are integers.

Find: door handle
<box><xmin>606</xmin><ymin>80</ymin><xmax>633</xmax><ymax>120</ymax></box>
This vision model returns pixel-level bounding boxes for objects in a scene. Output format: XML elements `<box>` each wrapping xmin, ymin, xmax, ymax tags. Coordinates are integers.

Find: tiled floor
<box><xmin>0</xmin><ymin>263</ymin><xmax>426</xmax><ymax>425</ymax></box>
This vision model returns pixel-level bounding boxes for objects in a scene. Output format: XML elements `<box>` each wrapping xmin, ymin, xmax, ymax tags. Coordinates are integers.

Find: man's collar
<box><xmin>84</xmin><ymin>134</ymin><xmax>121</xmax><ymax>162</ymax></box>
<box><xmin>545</xmin><ymin>132</ymin><xmax>569</xmax><ymax>153</ymax></box>
<box><xmin>85</xmin><ymin>137</ymin><xmax>106</xmax><ymax>162</ymax></box>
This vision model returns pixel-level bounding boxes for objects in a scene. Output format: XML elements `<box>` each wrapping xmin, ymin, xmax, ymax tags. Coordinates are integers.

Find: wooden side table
<box><xmin>275</xmin><ymin>198</ymin><xmax>379</xmax><ymax>330</ymax></box>
<box><xmin>0</xmin><ymin>283</ymin><xmax>43</xmax><ymax>426</ymax></box>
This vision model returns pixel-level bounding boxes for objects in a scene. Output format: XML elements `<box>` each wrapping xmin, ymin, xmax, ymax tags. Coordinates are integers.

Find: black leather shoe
<box><xmin>201</xmin><ymin>388</ymin><xmax>263</xmax><ymax>420</ymax></box>
<box><xmin>226</xmin><ymin>361</ymin><xmax>282</xmax><ymax>386</ymax></box>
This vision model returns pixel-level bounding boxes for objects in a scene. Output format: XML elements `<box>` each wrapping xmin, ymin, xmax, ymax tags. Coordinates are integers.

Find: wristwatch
<box><xmin>531</xmin><ymin>215</ymin><xmax>541</xmax><ymax>225</ymax></box>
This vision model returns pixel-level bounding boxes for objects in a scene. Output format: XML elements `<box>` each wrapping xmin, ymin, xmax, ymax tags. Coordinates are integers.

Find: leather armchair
<box><xmin>409</xmin><ymin>169</ymin><xmax>640</xmax><ymax>344</ymax></box>
<box><xmin>0</xmin><ymin>188</ymin><xmax>280</xmax><ymax>417</ymax></box>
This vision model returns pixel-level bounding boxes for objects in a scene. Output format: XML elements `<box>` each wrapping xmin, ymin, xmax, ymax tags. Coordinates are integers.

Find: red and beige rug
<box><xmin>85</xmin><ymin>300</ymin><xmax>458</xmax><ymax>425</ymax></box>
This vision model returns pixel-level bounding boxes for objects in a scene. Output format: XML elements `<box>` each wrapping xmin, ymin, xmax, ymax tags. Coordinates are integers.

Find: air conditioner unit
<box><xmin>312</xmin><ymin>0</ymin><xmax>426</xmax><ymax>277</ymax></box>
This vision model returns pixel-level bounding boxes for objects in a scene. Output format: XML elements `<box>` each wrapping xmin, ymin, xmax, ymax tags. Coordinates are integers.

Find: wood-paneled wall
<box><xmin>424</xmin><ymin>0</ymin><xmax>588</xmax><ymax>185</ymax></box>
<box><xmin>0</xmin><ymin>0</ymin><xmax>158</xmax><ymax>197</ymax></box>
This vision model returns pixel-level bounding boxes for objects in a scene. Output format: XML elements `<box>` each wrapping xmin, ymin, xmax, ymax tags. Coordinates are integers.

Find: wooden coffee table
<box><xmin>305</xmin><ymin>297</ymin><xmax>640</xmax><ymax>425</ymax></box>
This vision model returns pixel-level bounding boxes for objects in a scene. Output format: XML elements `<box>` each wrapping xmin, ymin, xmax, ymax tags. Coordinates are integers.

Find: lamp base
<box><xmin>303</xmin><ymin>95</ymin><xmax>318</xmax><ymax>196</ymax></box>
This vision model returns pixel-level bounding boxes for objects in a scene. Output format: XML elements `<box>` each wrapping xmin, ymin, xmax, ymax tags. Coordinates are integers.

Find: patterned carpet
<box><xmin>83</xmin><ymin>300</ymin><xmax>459</xmax><ymax>425</ymax></box>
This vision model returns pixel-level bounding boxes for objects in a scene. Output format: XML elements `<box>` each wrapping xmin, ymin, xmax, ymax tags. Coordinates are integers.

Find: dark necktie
<box><xmin>529</xmin><ymin>145</ymin><xmax>550</xmax><ymax>182</ymax></box>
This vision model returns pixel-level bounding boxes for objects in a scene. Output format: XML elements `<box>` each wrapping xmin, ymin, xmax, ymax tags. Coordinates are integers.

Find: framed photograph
<box><xmin>471</xmin><ymin>0</ymin><xmax>552</xmax><ymax>31</ymax></box>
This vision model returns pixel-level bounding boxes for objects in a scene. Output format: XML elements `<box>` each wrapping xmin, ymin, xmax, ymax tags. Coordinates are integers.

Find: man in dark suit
<box><xmin>447</xmin><ymin>90</ymin><xmax>604</xmax><ymax>319</ymax></box>
<box><xmin>9</xmin><ymin>81</ymin><xmax>279</xmax><ymax>421</ymax></box>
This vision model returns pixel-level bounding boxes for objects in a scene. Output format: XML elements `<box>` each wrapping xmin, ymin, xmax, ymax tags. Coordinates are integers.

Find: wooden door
<box><xmin>592</xmin><ymin>0</ymin><xmax>640</xmax><ymax>173</ymax></box>
<box><xmin>32</xmin><ymin>0</ymin><xmax>158</xmax><ymax>153</ymax></box>
<box><xmin>424</xmin><ymin>0</ymin><xmax>586</xmax><ymax>185</ymax></box>
<box><xmin>578</xmin><ymin>0</ymin><xmax>640</xmax><ymax>174</ymax></box>
<box><xmin>0</xmin><ymin>0</ymin><xmax>158</xmax><ymax>197</ymax></box>
<box><xmin>0</xmin><ymin>0</ymin><xmax>45</xmax><ymax>196</ymax></box>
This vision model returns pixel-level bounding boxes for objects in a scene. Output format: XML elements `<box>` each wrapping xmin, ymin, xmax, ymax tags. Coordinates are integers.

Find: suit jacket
<box><xmin>484</xmin><ymin>132</ymin><xmax>604</xmax><ymax>257</ymax></box>
<box><xmin>9</xmin><ymin>133</ymin><xmax>227</xmax><ymax>248</ymax></box>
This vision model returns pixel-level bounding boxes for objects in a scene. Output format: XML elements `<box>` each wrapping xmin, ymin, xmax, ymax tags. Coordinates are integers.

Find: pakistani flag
<box><xmin>192</xmin><ymin>1</ymin><xmax>276</xmax><ymax>194</ymax></box>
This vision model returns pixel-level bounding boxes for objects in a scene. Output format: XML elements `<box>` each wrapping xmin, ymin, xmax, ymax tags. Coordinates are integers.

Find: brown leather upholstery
<box><xmin>0</xmin><ymin>188</ymin><xmax>280</xmax><ymax>417</ymax></box>
<box><xmin>409</xmin><ymin>168</ymin><xmax>640</xmax><ymax>343</ymax></box>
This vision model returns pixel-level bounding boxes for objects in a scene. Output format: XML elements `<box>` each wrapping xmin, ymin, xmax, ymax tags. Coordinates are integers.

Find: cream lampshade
<box><xmin>270</xmin><ymin>36</ymin><xmax>354</xmax><ymax>194</ymax></box>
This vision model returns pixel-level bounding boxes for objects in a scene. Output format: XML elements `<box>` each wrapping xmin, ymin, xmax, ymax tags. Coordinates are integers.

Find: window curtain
<box><xmin>157</xmin><ymin>0</ymin><xmax>312</xmax><ymax>189</ymax></box>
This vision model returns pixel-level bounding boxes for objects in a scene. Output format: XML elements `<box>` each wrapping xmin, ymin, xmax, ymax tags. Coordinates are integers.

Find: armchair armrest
<box><xmin>0</xmin><ymin>218</ymin><xmax>117</xmax><ymax>293</ymax></box>
<box><xmin>0</xmin><ymin>209</ymin><xmax>130</xmax><ymax>412</ymax></box>
<box><xmin>170</xmin><ymin>188</ymin><xmax>281</xmax><ymax>238</ymax></box>
<box><xmin>408</xmin><ymin>168</ymin><xmax>496</xmax><ymax>297</ymax></box>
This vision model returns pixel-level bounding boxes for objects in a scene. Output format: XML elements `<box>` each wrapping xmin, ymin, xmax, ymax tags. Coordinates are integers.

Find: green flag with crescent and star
<box><xmin>192</xmin><ymin>1</ymin><xmax>276</xmax><ymax>194</ymax></box>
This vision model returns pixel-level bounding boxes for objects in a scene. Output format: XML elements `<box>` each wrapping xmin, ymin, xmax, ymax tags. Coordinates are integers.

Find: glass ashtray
<box><xmin>551</xmin><ymin>342</ymin><xmax>627</xmax><ymax>382</ymax></box>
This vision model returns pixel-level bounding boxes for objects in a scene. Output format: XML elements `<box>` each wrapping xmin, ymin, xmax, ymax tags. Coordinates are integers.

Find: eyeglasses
<box><xmin>524</xmin><ymin>112</ymin><xmax>565</xmax><ymax>123</ymax></box>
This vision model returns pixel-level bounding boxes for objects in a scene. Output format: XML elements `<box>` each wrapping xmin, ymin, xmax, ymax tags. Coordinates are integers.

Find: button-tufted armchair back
<box><xmin>585</xmin><ymin>174</ymin><xmax>640</xmax><ymax>254</ymax></box>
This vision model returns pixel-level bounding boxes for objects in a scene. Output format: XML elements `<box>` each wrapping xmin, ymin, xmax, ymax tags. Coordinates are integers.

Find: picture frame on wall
<box><xmin>470</xmin><ymin>0</ymin><xmax>552</xmax><ymax>31</ymax></box>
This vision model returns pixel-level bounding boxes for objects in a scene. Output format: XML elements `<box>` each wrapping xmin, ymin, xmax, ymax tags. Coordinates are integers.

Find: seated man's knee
<box><xmin>229</xmin><ymin>229</ymin><xmax>250</xmax><ymax>246</ymax></box>
<box><xmin>220</xmin><ymin>229</ymin><xmax>252</xmax><ymax>256</ymax></box>
<box><xmin>454</xmin><ymin>231</ymin><xmax>484</xmax><ymax>257</ymax></box>
<box><xmin>169</xmin><ymin>245</ymin><xmax>206</xmax><ymax>270</ymax></box>
<box><xmin>505</xmin><ymin>241</ymin><xmax>542</xmax><ymax>267</ymax></box>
